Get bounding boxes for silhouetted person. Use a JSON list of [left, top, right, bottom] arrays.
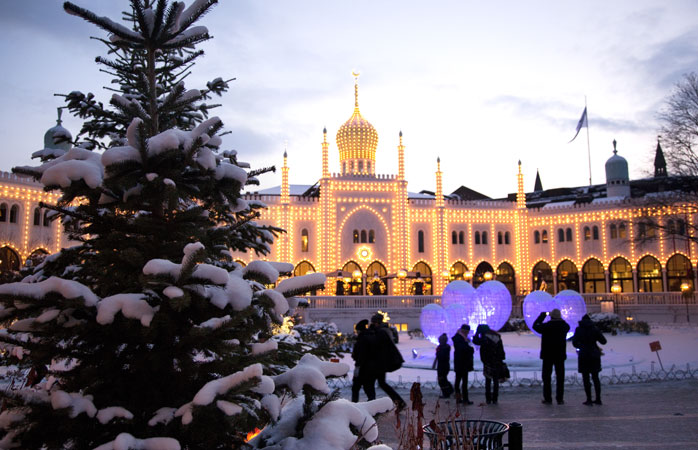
[[432, 333, 454, 398], [533, 309, 570, 405], [351, 319, 370, 402], [572, 314, 607, 405], [472, 324, 505, 404], [452, 324, 474, 404], [362, 313, 406, 410]]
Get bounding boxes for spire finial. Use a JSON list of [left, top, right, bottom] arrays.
[[57, 108, 63, 125], [352, 70, 360, 109], [613, 139, 617, 154]]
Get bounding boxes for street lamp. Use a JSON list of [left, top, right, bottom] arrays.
[[611, 282, 621, 315], [464, 270, 473, 282], [484, 271, 493, 281], [681, 282, 693, 323], [397, 269, 407, 296]]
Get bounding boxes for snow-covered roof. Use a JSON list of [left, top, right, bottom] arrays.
[[542, 200, 576, 209], [251, 185, 313, 196], [407, 191, 435, 199]]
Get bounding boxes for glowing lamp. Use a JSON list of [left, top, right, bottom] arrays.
[[470, 280, 512, 331], [442, 270, 450, 279], [352, 270, 362, 280], [611, 283, 622, 294], [420, 303, 448, 344], [397, 269, 407, 279], [441, 280, 475, 308], [483, 271, 493, 281], [464, 271, 473, 281]]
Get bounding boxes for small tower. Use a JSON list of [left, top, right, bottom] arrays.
[[43, 108, 72, 152], [281, 149, 290, 205], [322, 127, 329, 178], [516, 161, 527, 209], [654, 138, 667, 178], [397, 131, 405, 181], [534, 169, 543, 192], [605, 139, 630, 198], [336, 73, 378, 176], [435, 157, 444, 207]]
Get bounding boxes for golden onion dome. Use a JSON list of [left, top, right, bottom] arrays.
[[336, 79, 378, 166]]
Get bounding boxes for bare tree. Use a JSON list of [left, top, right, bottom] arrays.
[[658, 72, 698, 176]]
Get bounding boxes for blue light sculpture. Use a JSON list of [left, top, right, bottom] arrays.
[[420, 303, 448, 344], [441, 280, 475, 308], [445, 303, 469, 339], [469, 280, 512, 331], [556, 290, 587, 339], [523, 290, 556, 337]]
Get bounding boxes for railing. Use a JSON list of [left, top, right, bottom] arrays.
[[305, 292, 696, 309], [306, 295, 439, 309]]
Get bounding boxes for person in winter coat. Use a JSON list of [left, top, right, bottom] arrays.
[[362, 313, 407, 410], [472, 324, 506, 404], [432, 333, 454, 398], [452, 324, 474, 404], [533, 308, 570, 405], [351, 319, 370, 402], [572, 314, 607, 405]]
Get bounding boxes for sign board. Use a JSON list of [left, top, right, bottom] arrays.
[[649, 341, 662, 352]]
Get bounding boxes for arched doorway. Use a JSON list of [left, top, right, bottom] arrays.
[[666, 254, 694, 292], [342, 261, 363, 295], [411, 261, 432, 295], [556, 259, 579, 292], [473, 261, 494, 288], [294, 260, 315, 276], [496, 262, 516, 296], [532, 261, 553, 294], [609, 257, 633, 292], [0, 247, 20, 272], [582, 259, 605, 293], [26, 248, 49, 268], [366, 261, 387, 295], [449, 262, 468, 281], [637, 255, 662, 292]]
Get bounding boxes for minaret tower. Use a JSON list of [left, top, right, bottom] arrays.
[[515, 161, 530, 294], [336, 72, 378, 176], [281, 148, 290, 205], [398, 131, 405, 180], [435, 156, 444, 208], [322, 127, 330, 178], [434, 157, 447, 293]]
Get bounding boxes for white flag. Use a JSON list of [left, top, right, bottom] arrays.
[[569, 107, 588, 143]]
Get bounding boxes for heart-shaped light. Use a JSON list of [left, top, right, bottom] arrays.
[[523, 289, 587, 339]]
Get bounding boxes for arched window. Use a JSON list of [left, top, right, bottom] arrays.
[[411, 261, 432, 295], [474, 231, 481, 245], [0, 204, 6, 222], [452, 231, 458, 244], [9, 205, 18, 224], [360, 230, 367, 243], [481, 231, 488, 245], [582, 258, 605, 293], [342, 261, 363, 295], [584, 226, 591, 241], [43, 211, 51, 227], [566, 228, 573, 242], [368, 229, 375, 243], [458, 231, 464, 244], [342, 162, 346, 174], [638, 222, 646, 238], [534, 230, 540, 244], [609, 257, 632, 292], [34, 208, 41, 226], [541, 230, 548, 244], [449, 262, 468, 281], [678, 219, 687, 236], [505, 232, 510, 245], [0, 246, 20, 272], [418, 230, 425, 253], [667, 220, 676, 235], [498, 231, 503, 245], [618, 223, 627, 239], [637, 255, 662, 292], [366, 260, 387, 295], [666, 254, 694, 292], [358, 161, 363, 172], [301, 228, 309, 253], [556, 259, 579, 292], [593, 226, 599, 240], [496, 262, 516, 296], [367, 162, 371, 173], [353, 229, 359, 243], [474, 261, 494, 288], [294, 260, 315, 277], [234, 260, 247, 268], [610, 224, 617, 239], [532, 261, 553, 294], [558, 229, 565, 242]]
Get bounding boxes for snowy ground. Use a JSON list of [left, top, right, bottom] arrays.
[[338, 325, 698, 385]]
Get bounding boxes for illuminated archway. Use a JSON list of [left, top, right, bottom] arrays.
[[411, 261, 432, 295], [496, 261, 516, 296], [637, 255, 662, 292], [666, 253, 693, 292], [0, 246, 20, 272], [532, 261, 553, 294], [609, 257, 632, 292], [556, 259, 578, 292], [449, 261, 468, 281], [342, 260, 364, 295], [582, 258, 605, 293], [294, 260, 315, 276], [366, 260, 387, 295], [473, 261, 494, 288]]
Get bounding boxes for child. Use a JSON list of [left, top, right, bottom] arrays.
[[432, 333, 454, 398]]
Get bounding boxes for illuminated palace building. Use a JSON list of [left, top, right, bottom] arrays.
[[237, 79, 697, 305]]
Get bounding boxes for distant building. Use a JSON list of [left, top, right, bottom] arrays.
[[237, 79, 697, 297]]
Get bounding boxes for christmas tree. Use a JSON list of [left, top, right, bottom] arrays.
[[0, 1, 393, 449]]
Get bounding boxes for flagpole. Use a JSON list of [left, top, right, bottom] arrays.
[[585, 96, 592, 186]]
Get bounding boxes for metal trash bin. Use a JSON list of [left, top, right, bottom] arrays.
[[423, 419, 510, 449]]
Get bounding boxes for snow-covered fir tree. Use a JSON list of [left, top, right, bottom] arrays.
[[0, 1, 392, 448]]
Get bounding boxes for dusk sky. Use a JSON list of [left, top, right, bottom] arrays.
[[1, 0, 697, 198]]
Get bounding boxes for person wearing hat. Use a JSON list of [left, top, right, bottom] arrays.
[[452, 324, 474, 404], [351, 319, 370, 402], [533, 309, 570, 405], [572, 314, 607, 405], [362, 313, 407, 410], [472, 324, 506, 404]]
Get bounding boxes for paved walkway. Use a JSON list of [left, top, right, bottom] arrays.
[[362, 379, 698, 449]]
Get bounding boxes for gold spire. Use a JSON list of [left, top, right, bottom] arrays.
[[352, 70, 360, 110]]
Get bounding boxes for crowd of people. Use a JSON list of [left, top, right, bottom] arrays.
[[350, 310, 608, 408]]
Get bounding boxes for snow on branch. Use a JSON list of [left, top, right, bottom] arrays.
[[50, 390, 97, 419], [274, 273, 326, 297], [96, 293, 157, 326], [16, 147, 103, 189], [243, 261, 279, 285], [272, 353, 348, 395], [0, 276, 99, 307], [93, 433, 181, 450]]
